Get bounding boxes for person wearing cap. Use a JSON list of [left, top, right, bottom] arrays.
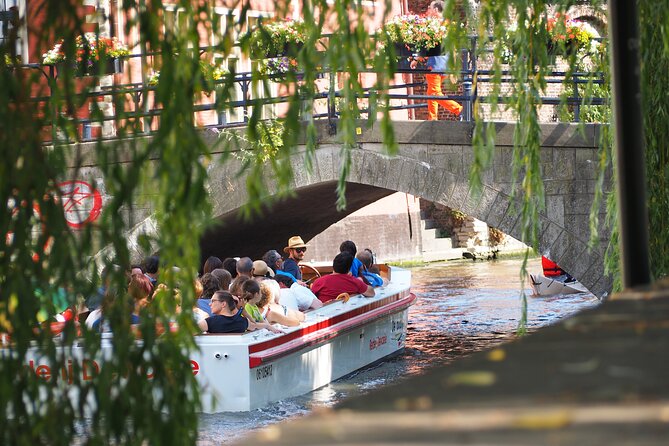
[[282, 236, 308, 281], [252, 259, 282, 305]]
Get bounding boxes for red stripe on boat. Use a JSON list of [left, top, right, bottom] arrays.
[[248, 293, 416, 368], [248, 290, 409, 354]]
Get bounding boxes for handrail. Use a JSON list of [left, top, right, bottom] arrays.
[[9, 37, 607, 145]]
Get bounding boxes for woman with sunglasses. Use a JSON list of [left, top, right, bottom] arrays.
[[198, 290, 280, 334]]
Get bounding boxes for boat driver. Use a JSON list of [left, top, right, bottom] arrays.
[[282, 235, 308, 281]]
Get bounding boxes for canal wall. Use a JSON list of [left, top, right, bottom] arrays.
[[305, 193, 528, 264]]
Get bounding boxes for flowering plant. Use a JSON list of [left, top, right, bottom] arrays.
[[258, 57, 299, 76], [248, 20, 306, 58], [148, 61, 228, 94], [547, 14, 594, 54], [381, 15, 447, 53], [42, 33, 130, 65]]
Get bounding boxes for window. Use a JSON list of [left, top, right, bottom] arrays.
[[0, 0, 25, 60]]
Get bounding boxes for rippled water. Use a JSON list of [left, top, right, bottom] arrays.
[[197, 257, 600, 445]]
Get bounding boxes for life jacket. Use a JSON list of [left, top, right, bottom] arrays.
[[541, 256, 564, 277]]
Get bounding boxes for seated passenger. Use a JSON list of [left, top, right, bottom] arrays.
[[275, 274, 323, 311], [356, 250, 385, 287], [91, 273, 153, 332], [236, 257, 254, 279], [198, 290, 277, 334], [203, 256, 223, 274], [259, 282, 304, 326], [311, 252, 375, 303], [339, 240, 365, 279], [229, 275, 249, 299], [233, 283, 283, 333], [282, 236, 308, 281], [252, 260, 282, 304], [196, 273, 220, 316], [222, 257, 238, 279], [211, 268, 232, 291]]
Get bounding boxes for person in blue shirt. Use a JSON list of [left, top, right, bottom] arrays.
[[282, 236, 308, 281]]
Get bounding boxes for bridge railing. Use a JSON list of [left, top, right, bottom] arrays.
[[15, 36, 607, 145]]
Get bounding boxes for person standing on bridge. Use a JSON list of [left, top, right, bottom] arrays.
[[414, 0, 463, 120]]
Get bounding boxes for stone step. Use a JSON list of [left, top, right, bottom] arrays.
[[420, 218, 440, 231], [422, 235, 454, 252]]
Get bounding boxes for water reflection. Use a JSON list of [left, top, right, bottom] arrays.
[[198, 257, 600, 444]]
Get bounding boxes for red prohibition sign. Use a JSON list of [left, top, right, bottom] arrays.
[[58, 180, 103, 229]]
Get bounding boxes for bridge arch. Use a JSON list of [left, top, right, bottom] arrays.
[[199, 120, 611, 297]]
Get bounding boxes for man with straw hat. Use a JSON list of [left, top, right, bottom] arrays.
[[282, 235, 308, 281]]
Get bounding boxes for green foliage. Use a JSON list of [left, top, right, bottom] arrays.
[[2, 1, 401, 440], [445, 0, 613, 333], [246, 19, 307, 59], [639, 0, 669, 283]]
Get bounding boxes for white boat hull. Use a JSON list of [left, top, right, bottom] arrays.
[[13, 267, 415, 413], [529, 273, 585, 297]]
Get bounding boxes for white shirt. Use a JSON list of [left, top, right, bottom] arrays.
[[292, 282, 319, 310]]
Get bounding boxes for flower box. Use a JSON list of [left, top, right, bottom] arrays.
[[58, 57, 124, 77], [42, 33, 129, 76], [248, 20, 306, 60], [394, 42, 442, 58], [383, 15, 446, 54]]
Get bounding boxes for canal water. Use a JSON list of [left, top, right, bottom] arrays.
[[197, 257, 600, 445]]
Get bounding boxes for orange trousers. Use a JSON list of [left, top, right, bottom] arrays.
[[426, 73, 462, 120]]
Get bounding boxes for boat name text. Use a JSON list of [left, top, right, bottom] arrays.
[[369, 335, 387, 350]]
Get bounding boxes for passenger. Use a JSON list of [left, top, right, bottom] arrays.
[[203, 256, 223, 274], [91, 273, 153, 331], [198, 290, 279, 334], [252, 260, 282, 304], [339, 240, 366, 279], [240, 281, 283, 333], [363, 248, 380, 274], [311, 252, 375, 303], [196, 273, 220, 316], [130, 264, 144, 276], [356, 250, 385, 287], [240, 279, 264, 322], [191, 278, 209, 321], [211, 268, 232, 291], [229, 275, 250, 299], [282, 235, 308, 281], [143, 255, 160, 287], [128, 273, 153, 322], [262, 249, 295, 281], [275, 274, 323, 311], [236, 257, 254, 279], [85, 264, 115, 312], [222, 257, 238, 278], [259, 282, 304, 327]]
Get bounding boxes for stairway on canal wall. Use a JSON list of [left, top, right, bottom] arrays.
[[306, 193, 528, 264]]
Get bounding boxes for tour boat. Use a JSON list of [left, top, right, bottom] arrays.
[[16, 265, 415, 413], [529, 273, 586, 297], [193, 265, 415, 412]]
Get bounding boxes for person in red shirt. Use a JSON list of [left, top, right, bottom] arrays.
[[311, 252, 375, 303]]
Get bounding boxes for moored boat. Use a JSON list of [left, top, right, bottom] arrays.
[[529, 273, 586, 297]]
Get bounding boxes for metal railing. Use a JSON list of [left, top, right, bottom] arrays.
[[12, 38, 607, 144]]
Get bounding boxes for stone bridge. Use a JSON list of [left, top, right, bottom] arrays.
[[68, 120, 611, 297]]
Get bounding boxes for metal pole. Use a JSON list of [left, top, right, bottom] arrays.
[[608, 0, 651, 288]]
